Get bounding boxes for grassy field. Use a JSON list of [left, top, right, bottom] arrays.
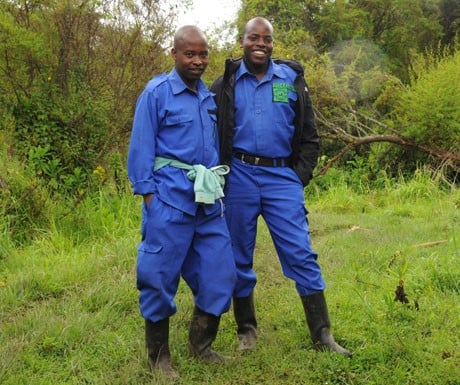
[[1, 177, 459, 384]]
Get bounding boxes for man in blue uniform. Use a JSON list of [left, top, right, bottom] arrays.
[[211, 17, 351, 357], [127, 25, 236, 378]]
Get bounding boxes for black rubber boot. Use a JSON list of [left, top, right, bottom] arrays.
[[233, 294, 257, 350], [145, 318, 179, 379], [189, 306, 227, 362], [300, 292, 352, 357]]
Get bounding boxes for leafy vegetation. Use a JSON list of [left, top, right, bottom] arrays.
[[393, 49, 460, 153]]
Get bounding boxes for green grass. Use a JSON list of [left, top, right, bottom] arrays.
[[1, 181, 459, 384]]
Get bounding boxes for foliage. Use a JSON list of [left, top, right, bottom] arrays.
[[439, 0, 460, 46], [392, 49, 460, 153], [0, 140, 52, 248], [13, 79, 111, 196], [352, 0, 444, 78], [314, 0, 372, 50], [325, 38, 393, 107], [368, 48, 460, 178], [0, 0, 181, 196]]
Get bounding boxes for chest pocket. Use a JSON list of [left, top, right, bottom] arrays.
[[273, 86, 297, 131], [163, 113, 193, 127]]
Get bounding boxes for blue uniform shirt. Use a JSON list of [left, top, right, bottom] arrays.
[[127, 69, 219, 215], [233, 60, 298, 158]]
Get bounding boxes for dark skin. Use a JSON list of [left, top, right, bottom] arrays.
[[172, 25, 209, 91], [144, 26, 209, 206], [240, 17, 274, 81]]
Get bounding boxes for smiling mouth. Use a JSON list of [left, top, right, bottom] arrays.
[[252, 50, 267, 57]]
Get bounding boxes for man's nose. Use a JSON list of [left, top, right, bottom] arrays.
[[256, 37, 266, 45], [192, 55, 203, 65]]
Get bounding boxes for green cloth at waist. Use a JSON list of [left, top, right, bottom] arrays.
[[154, 156, 230, 204]]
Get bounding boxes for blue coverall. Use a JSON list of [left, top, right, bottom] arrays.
[[226, 60, 326, 297], [127, 69, 236, 323]]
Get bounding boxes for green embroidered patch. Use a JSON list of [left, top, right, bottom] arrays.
[[272, 83, 296, 103]]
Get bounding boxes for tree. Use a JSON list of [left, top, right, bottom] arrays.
[[439, 0, 460, 46], [0, 0, 184, 196], [317, 48, 460, 179], [351, 0, 443, 79]]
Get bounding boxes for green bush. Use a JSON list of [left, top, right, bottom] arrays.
[[13, 77, 111, 197], [0, 142, 52, 247], [393, 49, 460, 153]]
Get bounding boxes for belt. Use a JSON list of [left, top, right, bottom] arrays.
[[234, 152, 290, 167]]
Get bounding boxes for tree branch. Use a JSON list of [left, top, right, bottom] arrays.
[[314, 107, 460, 176], [317, 134, 460, 175]]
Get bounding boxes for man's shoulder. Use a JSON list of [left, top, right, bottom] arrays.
[[210, 76, 223, 93], [226, 57, 243, 70], [145, 72, 169, 91], [223, 57, 244, 78], [273, 59, 304, 75], [211, 58, 243, 91]]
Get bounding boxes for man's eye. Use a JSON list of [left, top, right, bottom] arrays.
[[184, 52, 194, 58], [248, 35, 272, 44]]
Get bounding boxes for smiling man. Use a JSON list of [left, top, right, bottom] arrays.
[[211, 17, 352, 357], [127, 25, 236, 378]]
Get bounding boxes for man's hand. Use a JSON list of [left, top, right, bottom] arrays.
[[143, 193, 153, 206]]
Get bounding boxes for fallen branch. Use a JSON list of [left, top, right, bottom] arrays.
[[317, 134, 460, 175], [411, 240, 448, 248], [314, 107, 460, 176]]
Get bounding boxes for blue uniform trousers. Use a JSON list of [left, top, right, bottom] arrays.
[[224, 158, 326, 297], [136, 195, 236, 322]]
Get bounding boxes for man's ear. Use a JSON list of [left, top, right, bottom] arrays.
[[171, 48, 176, 60], [239, 36, 243, 48]]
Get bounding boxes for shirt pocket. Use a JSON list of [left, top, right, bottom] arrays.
[[274, 89, 297, 116], [163, 113, 193, 128]]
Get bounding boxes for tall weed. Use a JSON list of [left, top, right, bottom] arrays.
[[0, 144, 52, 247]]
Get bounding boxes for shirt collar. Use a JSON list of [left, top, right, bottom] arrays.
[[236, 59, 287, 81], [168, 68, 209, 97]]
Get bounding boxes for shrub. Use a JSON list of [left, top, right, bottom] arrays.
[[0, 142, 52, 247]]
